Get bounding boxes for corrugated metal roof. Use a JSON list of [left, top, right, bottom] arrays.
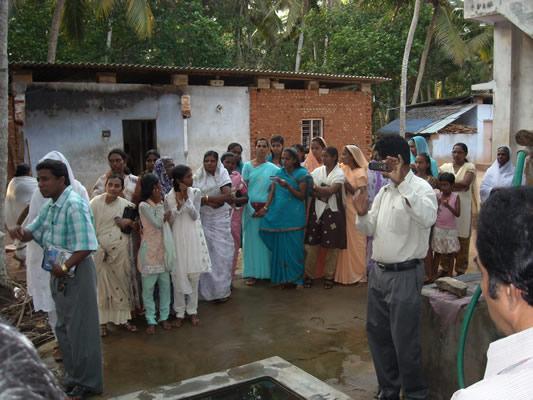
[[378, 104, 477, 135], [9, 61, 390, 84]]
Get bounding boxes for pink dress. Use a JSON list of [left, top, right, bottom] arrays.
[[432, 192, 460, 254], [229, 171, 248, 276]]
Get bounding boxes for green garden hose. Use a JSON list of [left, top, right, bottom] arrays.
[[456, 149, 528, 389]]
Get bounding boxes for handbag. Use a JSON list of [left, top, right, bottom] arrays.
[[120, 206, 138, 234]]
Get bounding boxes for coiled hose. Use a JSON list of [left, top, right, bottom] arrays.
[[456, 149, 528, 389]]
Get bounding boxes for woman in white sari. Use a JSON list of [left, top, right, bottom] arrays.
[[4, 164, 37, 263], [25, 151, 89, 334], [304, 146, 346, 289], [480, 146, 515, 203], [90, 174, 137, 336], [194, 151, 234, 302]]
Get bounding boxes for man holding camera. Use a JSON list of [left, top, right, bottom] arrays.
[[354, 136, 437, 400]]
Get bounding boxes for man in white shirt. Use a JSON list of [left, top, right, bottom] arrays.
[[451, 186, 533, 400], [354, 136, 437, 400]]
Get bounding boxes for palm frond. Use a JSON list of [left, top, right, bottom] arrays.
[[62, 0, 89, 42], [125, 0, 154, 38], [468, 26, 493, 54], [433, 7, 468, 66], [91, 0, 115, 19]]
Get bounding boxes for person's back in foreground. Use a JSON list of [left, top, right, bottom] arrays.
[[451, 186, 533, 400]]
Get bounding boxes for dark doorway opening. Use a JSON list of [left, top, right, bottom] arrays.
[[122, 120, 157, 175]]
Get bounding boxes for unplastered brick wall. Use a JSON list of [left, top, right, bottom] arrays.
[[249, 88, 372, 157]]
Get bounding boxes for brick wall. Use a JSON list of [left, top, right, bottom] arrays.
[[7, 95, 25, 179], [249, 88, 372, 157]]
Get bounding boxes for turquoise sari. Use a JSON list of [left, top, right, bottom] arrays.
[[242, 161, 280, 279], [409, 136, 438, 177], [260, 167, 308, 285]]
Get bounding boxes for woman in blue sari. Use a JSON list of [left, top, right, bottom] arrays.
[[260, 148, 308, 287], [242, 138, 280, 285], [409, 136, 438, 177]]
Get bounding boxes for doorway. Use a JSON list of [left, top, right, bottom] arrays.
[[122, 120, 157, 175]]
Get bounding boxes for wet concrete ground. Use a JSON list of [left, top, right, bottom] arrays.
[[42, 279, 377, 399]]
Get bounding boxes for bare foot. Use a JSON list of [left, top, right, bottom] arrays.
[[161, 320, 172, 330], [146, 325, 156, 335], [190, 314, 200, 327], [173, 318, 184, 328], [245, 278, 256, 286]]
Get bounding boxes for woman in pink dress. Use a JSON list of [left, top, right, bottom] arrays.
[[221, 152, 248, 277]]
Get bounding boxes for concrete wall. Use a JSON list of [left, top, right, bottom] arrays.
[[430, 105, 493, 165], [24, 82, 184, 189], [249, 88, 373, 157], [186, 86, 250, 172]]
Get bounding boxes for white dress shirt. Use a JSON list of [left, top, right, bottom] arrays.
[[356, 170, 437, 264], [451, 327, 533, 400]]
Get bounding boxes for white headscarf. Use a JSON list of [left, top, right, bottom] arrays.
[[193, 159, 232, 197], [4, 175, 37, 227], [480, 147, 515, 203], [26, 151, 90, 312]]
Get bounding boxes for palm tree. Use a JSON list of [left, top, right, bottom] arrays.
[[0, 0, 9, 286], [399, 0, 422, 137], [46, 0, 154, 63]]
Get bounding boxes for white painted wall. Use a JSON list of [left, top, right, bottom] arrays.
[[186, 86, 250, 172], [430, 104, 494, 166], [24, 82, 184, 190]]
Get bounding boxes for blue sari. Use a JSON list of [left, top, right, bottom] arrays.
[[242, 161, 280, 279], [260, 167, 308, 285]]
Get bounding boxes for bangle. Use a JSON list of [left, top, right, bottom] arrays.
[[205, 195, 209, 203], [263, 205, 269, 211], [61, 263, 68, 273]]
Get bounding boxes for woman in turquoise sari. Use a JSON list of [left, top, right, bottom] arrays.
[[260, 148, 308, 287], [409, 136, 438, 177], [242, 138, 280, 285]]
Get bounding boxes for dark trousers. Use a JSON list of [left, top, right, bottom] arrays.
[[51, 257, 103, 394], [366, 261, 428, 400]]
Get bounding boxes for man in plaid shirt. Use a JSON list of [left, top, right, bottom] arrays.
[[9, 159, 102, 399]]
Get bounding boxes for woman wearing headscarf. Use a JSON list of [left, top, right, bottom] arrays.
[[154, 157, 175, 195], [409, 136, 438, 177], [4, 164, 38, 264], [304, 146, 346, 289], [92, 148, 138, 201], [335, 145, 368, 285], [259, 148, 308, 287], [480, 146, 514, 203], [25, 151, 90, 347], [439, 143, 476, 275], [303, 137, 327, 173], [241, 139, 280, 285], [194, 151, 234, 302]]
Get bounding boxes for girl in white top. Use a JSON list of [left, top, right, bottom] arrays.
[[165, 165, 212, 327]]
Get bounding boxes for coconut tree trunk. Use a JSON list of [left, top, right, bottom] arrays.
[[104, 19, 113, 63], [295, 29, 304, 71], [411, 6, 437, 105], [47, 0, 66, 63], [0, 0, 9, 286], [399, 0, 421, 138]]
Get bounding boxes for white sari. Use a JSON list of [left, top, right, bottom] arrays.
[[480, 159, 515, 203], [26, 151, 89, 312]]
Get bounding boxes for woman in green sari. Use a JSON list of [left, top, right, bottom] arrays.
[[260, 148, 309, 287]]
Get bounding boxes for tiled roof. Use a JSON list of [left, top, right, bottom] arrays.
[[9, 61, 390, 84]]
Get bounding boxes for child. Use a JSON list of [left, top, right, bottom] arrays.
[[433, 172, 461, 278], [415, 153, 438, 188], [221, 152, 248, 278], [165, 165, 212, 327], [138, 173, 172, 334]]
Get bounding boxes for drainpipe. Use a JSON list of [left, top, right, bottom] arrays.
[[183, 118, 188, 163], [181, 94, 191, 163]]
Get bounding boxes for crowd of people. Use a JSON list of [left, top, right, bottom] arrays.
[[3, 132, 529, 399]]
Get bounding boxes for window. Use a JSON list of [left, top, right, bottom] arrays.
[[301, 119, 323, 149]]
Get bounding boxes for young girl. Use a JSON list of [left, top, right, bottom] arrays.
[[221, 152, 248, 278], [138, 173, 172, 334], [415, 153, 438, 188], [165, 165, 212, 327], [433, 172, 461, 278]]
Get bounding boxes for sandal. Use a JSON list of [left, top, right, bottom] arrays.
[[100, 324, 108, 337], [161, 320, 172, 330], [146, 325, 156, 335], [303, 278, 313, 289], [324, 279, 334, 289], [122, 322, 138, 332], [245, 278, 256, 286], [190, 314, 200, 327]]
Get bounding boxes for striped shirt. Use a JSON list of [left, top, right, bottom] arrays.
[[27, 186, 98, 252]]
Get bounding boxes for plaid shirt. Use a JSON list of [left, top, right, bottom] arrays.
[[27, 186, 98, 252]]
